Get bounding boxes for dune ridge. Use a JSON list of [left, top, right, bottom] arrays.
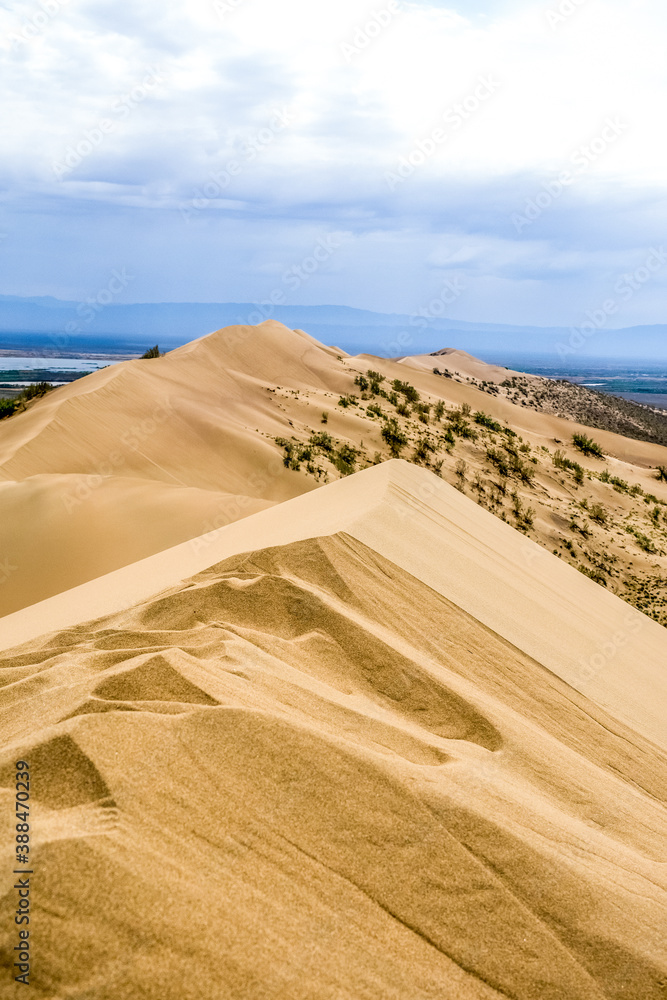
[[0, 324, 666, 997], [1, 321, 666, 621], [0, 464, 665, 996], [1, 461, 664, 748]]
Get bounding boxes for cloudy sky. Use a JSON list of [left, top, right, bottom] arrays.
[[1, 0, 666, 328]]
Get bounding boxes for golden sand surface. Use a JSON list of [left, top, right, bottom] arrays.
[[0, 461, 665, 998], [0, 325, 665, 997]]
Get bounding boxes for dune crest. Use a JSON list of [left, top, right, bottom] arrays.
[[0, 460, 665, 997], [1, 321, 666, 621]]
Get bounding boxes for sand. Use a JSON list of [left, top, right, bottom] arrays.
[[0, 460, 666, 998], [0, 324, 666, 997], [1, 321, 666, 617]]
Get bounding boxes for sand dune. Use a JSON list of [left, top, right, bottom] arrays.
[[2, 322, 666, 620], [0, 460, 665, 998], [0, 475, 273, 617], [398, 346, 521, 383], [2, 460, 664, 746]]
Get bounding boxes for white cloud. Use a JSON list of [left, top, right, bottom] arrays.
[[1, 0, 666, 324]]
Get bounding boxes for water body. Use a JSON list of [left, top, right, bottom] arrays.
[[478, 353, 667, 411], [0, 356, 120, 386]]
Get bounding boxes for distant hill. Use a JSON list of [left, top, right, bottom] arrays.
[[1, 294, 666, 360]]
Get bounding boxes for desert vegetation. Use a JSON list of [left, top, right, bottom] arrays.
[[476, 373, 667, 446], [270, 365, 667, 627], [0, 381, 54, 420]]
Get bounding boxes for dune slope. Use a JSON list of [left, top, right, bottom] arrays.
[[1, 322, 666, 622], [0, 462, 665, 999]]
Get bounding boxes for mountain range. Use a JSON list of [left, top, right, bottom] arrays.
[[2, 294, 667, 360]]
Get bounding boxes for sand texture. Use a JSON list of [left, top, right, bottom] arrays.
[[0, 324, 666, 997], [0, 460, 665, 998]]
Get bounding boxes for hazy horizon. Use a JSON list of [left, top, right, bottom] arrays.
[[2, 295, 667, 362], [3, 0, 667, 333]]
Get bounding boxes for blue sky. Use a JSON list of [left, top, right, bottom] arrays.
[[1, 0, 666, 329]]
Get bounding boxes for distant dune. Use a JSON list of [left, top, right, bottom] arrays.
[[0, 460, 665, 998], [0, 321, 666, 621]]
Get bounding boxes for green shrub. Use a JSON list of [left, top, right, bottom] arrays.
[[572, 433, 604, 458], [570, 518, 591, 539], [512, 495, 534, 530], [391, 379, 420, 403], [332, 443, 358, 476], [309, 431, 334, 452], [338, 395, 357, 408], [381, 418, 408, 457], [579, 565, 608, 586], [553, 449, 585, 483], [415, 403, 430, 425], [627, 527, 658, 554], [657, 466, 667, 482], [486, 447, 510, 477], [474, 411, 502, 432], [0, 398, 17, 419], [275, 438, 301, 470], [448, 409, 477, 440], [589, 503, 608, 525], [140, 345, 161, 359], [366, 370, 385, 395], [413, 436, 436, 465], [0, 381, 55, 421], [22, 381, 53, 400]]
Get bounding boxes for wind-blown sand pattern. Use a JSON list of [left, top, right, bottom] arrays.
[[1, 460, 666, 998]]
